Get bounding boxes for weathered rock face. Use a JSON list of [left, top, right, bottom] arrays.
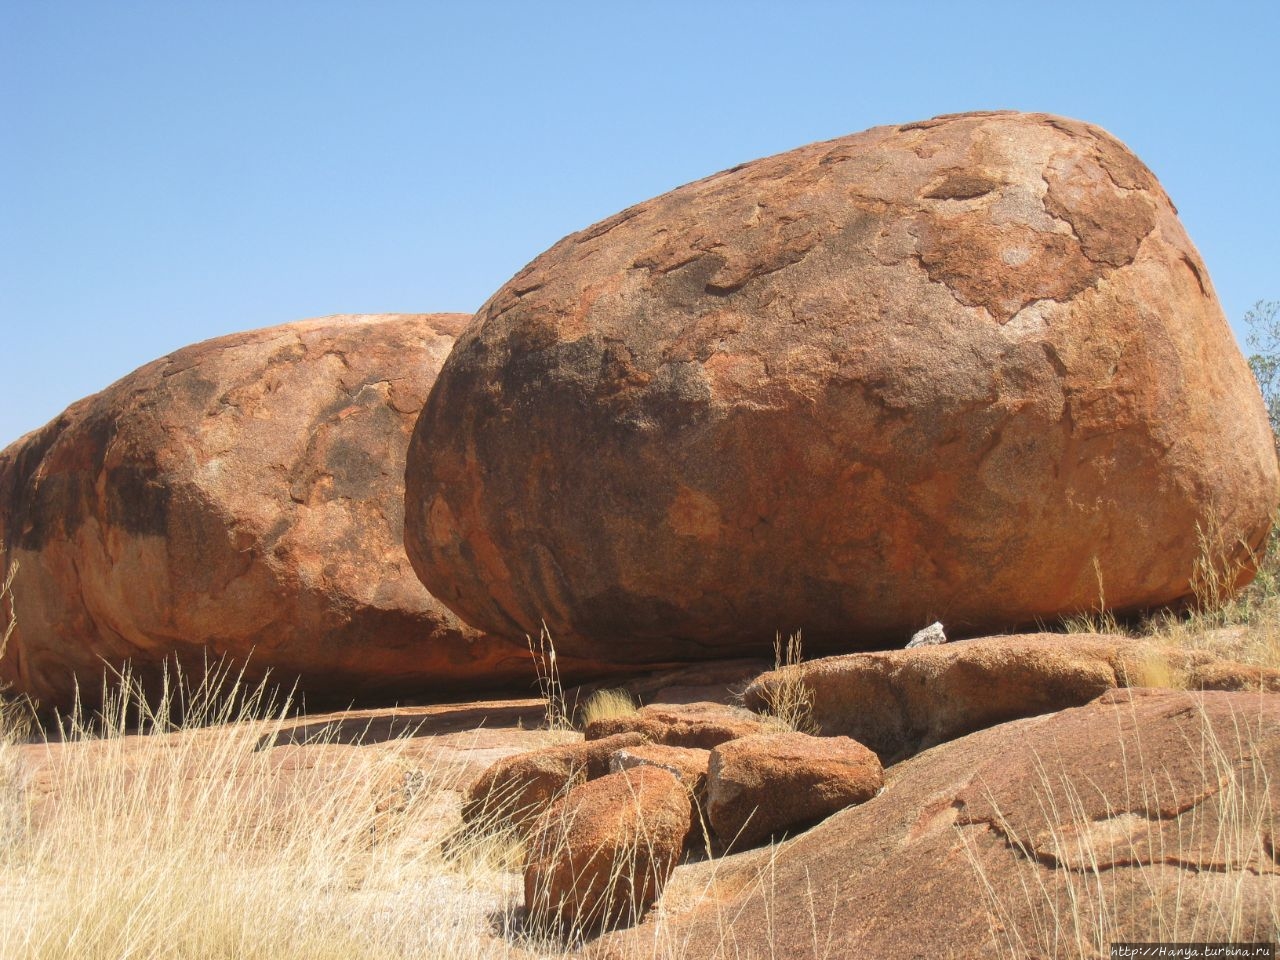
[[601, 689, 1280, 959], [406, 111, 1279, 664], [525, 765, 691, 931], [743, 632, 1280, 763], [706, 731, 883, 848], [0, 314, 541, 710]]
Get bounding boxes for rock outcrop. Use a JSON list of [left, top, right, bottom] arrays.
[[706, 731, 882, 848], [524, 765, 690, 931], [601, 688, 1280, 959], [405, 111, 1278, 665], [0, 314, 540, 709], [584, 701, 773, 749], [744, 632, 1280, 762]]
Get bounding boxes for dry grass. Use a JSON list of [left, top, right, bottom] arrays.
[[579, 688, 638, 729], [961, 698, 1279, 958], [0, 663, 553, 960], [1143, 520, 1280, 669], [753, 632, 817, 735], [0, 658, 778, 960], [1059, 556, 1123, 636], [1058, 517, 1280, 671], [529, 624, 574, 732]]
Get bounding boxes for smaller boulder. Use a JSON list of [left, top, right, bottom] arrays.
[[461, 732, 646, 830], [706, 732, 882, 849], [611, 743, 711, 846], [609, 744, 710, 797], [524, 766, 691, 931], [585, 702, 772, 749]]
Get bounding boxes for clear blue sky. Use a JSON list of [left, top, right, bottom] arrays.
[[2, 1, 1276, 447]]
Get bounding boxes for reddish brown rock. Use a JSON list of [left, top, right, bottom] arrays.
[[705, 731, 882, 848], [525, 765, 690, 931], [1186, 658, 1280, 692], [584, 701, 772, 749], [601, 689, 1280, 959], [461, 732, 647, 830], [0, 314, 547, 710], [743, 632, 1277, 762], [610, 743, 711, 844], [405, 111, 1278, 665], [609, 743, 709, 796]]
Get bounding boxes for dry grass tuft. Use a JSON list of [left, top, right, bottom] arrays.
[[1143, 517, 1280, 669], [580, 688, 638, 729], [1056, 517, 1280, 672]]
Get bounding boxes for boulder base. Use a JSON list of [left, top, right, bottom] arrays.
[[744, 632, 1280, 762]]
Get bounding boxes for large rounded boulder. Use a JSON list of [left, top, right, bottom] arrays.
[[0, 314, 541, 709], [406, 111, 1278, 662]]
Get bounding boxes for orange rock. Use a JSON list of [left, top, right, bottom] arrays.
[[601, 689, 1280, 959], [0, 314, 552, 710], [524, 765, 690, 931], [609, 743, 709, 796], [405, 111, 1278, 664], [1186, 659, 1280, 692], [743, 632, 1277, 762], [460, 732, 646, 830], [705, 731, 882, 848], [610, 742, 711, 846], [584, 701, 771, 749]]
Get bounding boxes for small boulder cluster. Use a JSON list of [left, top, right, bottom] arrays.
[[460, 629, 1280, 933], [461, 701, 883, 931]]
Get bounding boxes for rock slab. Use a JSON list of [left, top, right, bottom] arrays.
[[584, 701, 772, 749], [405, 111, 1278, 663], [744, 632, 1280, 762], [601, 688, 1280, 959]]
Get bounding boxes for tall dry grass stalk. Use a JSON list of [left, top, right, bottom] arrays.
[[0, 558, 30, 741], [529, 623, 574, 732], [1059, 556, 1122, 636]]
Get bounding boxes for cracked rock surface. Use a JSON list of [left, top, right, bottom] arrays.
[[0, 314, 539, 709], [406, 110, 1278, 664], [597, 688, 1280, 959]]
